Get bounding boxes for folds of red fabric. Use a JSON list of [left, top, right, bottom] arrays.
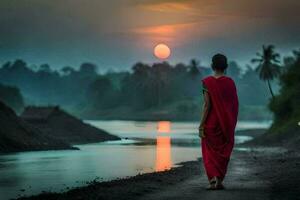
[[201, 76, 239, 181]]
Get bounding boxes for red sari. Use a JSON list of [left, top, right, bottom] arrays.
[[201, 76, 238, 181]]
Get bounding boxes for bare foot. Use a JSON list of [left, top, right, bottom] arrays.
[[215, 178, 225, 190], [206, 177, 217, 190], [206, 184, 217, 190]]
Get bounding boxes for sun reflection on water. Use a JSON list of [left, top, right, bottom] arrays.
[[156, 121, 172, 172], [157, 121, 171, 133]]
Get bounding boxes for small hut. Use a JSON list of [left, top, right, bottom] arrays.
[[21, 106, 60, 123], [21, 106, 120, 144], [0, 101, 73, 152]]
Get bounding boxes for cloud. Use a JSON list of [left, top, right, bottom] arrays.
[[137, 1, 194, 13], [0, 0, 299, 69], [130, 22, 198, 46], [134, 0, 300, 19]]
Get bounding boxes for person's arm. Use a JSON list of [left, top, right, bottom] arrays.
[[199, 87, 211, 138]]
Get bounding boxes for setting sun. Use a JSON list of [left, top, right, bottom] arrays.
[[154, 43, 171, 59]]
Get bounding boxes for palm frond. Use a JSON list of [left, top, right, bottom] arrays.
[[255, 65, 262, 73], [252, 45, 282, 87], [251, 58, 263, 63]]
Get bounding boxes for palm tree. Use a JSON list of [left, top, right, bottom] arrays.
[[189, 59, 200, 77], [251, 45, 281, 98]]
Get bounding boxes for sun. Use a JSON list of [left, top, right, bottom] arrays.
[[154, 43, 171, 60]]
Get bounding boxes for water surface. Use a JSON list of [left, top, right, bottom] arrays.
[[0, 120, 271, 199]]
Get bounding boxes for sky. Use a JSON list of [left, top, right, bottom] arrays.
[[0, 0, 299, 72]]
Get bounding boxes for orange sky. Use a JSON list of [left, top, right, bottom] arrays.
[[0, 0, 299, 70]]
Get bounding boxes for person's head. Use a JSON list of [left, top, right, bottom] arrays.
[[211, 54, 228, 73]]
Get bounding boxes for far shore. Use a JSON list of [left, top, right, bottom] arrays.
[[82, 116, 272, 122]]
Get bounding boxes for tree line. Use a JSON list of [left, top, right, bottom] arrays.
[[0, 46, 284, 120]]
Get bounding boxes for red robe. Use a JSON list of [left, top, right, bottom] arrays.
[[201, 76, 239, 181]]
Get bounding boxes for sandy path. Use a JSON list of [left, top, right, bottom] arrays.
[[18, 150, 284, 200], [141, 152, 271, 200]]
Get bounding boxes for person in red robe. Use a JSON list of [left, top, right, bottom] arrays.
[[199, 54, 239, 190]]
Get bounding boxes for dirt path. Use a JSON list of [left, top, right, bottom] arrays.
[[141, 152, 271, 200], [19, 150, 286, 200]]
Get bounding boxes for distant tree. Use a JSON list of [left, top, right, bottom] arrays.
[[0, 84, 24, 113], [252, 45, 281, 98], [131, 62, 154, 107], [227, 61, 241, 81], [30, 64, 38, 71], [105, 71, 129, 90], [39, 64, 51, 73], [189, 59, 200, 77], [87, 77, 116, 108], [185, 59, 202, 98], [79, 63, 98, 76], [152, 62, 173, 106], [269, 50, 300, 128], [174, 63, 188, 74], [61, 66, 75, 75], [2, 62, 11, 70], [282, 49, 300, 72], [238, 65, 269, 106], [10, 59, 28, 71]]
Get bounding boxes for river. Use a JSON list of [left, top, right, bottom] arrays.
[[0, 120, 271, 200]]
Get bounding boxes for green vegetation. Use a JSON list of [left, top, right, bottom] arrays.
[[263, 50, 300, 144], [79, 61, 204, 120], [0, 83, 24, 113], [252, 45, 281, 98], [0, 58, 273, 121]]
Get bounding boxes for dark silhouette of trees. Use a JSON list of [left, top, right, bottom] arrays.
[[238, 66, 269, 106], [61, 66, 75, 76], [252, 45, 281, 98], [2, 62, 11, 70], [87, 77, 116, 109], [0, 59, 99, 107], [270, 50, 300, 122], [266, 49, 300, 139], [10, 59, 28, 71], [227, 61, 241, 81], [79, 63, 98, 76], [39, 64, 51, 73], [0, 57, 277, 120], [189, 59, 201, 78], [0, 83, 24, 113], [185, 59, 202, 98]]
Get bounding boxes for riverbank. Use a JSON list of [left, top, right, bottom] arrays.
[[16, 128, 300, 200], [17, 147, 297, 200], [16, 159, 201, 200], [0, 101, 75, 153]]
